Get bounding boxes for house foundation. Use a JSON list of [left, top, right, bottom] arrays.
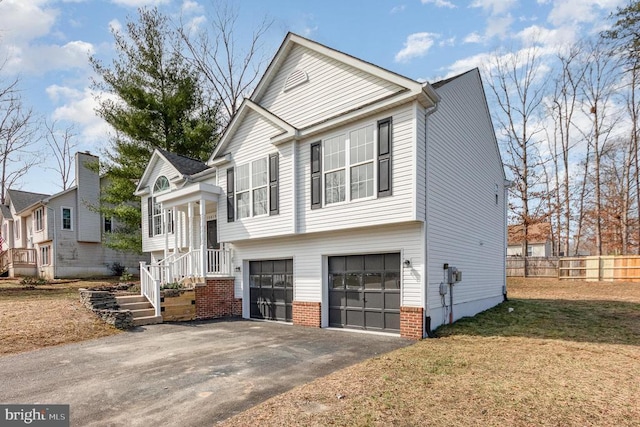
[[400, 306, 424, 340], [292, 301, 322, 327], [195, 278, 241, 320]]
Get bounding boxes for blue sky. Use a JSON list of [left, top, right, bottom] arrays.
[[0, 0, 626, 195]]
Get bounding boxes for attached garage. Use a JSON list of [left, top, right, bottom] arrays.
[[249, 259, 293, 322], [328, 253, 401, 332]]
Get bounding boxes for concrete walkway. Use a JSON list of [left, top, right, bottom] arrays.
[[0, 320, 410, 426]]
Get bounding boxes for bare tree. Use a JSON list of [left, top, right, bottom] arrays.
[[178, 1, 273, 123], [0, 76, 41, 204], [578, 40, 621, 255], [485, 46, 549, 256], [44, 119, 77, 191], [546, 45, 586, 256]]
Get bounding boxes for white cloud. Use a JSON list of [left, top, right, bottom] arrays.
[[390, 5, 406, 14], [0, 0, 58, 44], [108, 19, 122, 34], [485, 14, 514, 39], [3, 40, 94, 75], [516, 25, 578, 52], [48, 85, 115, 144], [421, 0, 456, 8], [395, 32, 439, 63], [464, 32, 484, 44], [470, 0, 517, 15], [439, 37, 456, 47], [110, 0, 170, 7], [181, 0, 204, 15], [547, 0, 626, 26]]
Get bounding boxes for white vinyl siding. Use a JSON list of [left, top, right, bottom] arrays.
[[230, 222, 424, 324], [298, 104, 417, 234], [257, 44, 404, 129], [425, 71, 505, 328], [219, 110, 294, 242]]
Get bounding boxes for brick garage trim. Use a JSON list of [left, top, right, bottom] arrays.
[[400, 306, 424, 339], [292, 301, 321, 327], [195, 278, 241, 320]]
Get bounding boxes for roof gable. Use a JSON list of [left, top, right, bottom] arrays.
[[7, 189, 50, 214], [157, 149, 210, 176]]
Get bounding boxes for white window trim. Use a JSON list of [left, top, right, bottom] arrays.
[[235, 157, 270, 219], [34, 208, 44, 232], [61, 206, 73, 231], [322, 123, 377, 207]]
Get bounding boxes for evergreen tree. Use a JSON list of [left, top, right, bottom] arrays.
[[90, 7, 219, 253]]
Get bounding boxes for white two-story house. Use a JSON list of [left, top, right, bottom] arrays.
[[135, 33, 507, 339], [0, 152, 144, 279]]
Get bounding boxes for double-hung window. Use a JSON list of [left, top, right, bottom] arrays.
[[235, 158, 271, 219], [322, 124, 375, 206], [61, 207, 72, 230], [40, 245, 51, 265], [34, 208, 44, 232]]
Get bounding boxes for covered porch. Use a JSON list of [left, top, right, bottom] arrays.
[[140, 182, 234, 318]]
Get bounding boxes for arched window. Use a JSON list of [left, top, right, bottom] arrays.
[[150, 176, 172, 236]]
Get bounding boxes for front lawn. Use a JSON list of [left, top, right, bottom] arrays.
[[221, 278, 640, 426], [0, 278, 123, 355]]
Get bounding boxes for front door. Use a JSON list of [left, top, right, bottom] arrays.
[[206, 220, 219, 249]]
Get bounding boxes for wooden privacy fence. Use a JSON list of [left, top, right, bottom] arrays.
[[558, 255, 640, 281], [506, 256, 559, 278], [507, 255, 640, 281]]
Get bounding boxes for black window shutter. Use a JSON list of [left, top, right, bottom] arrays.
[[147, 197, 154, 237], [310, 142, 322, 209], [226, 167, 235, 222], [269, 153, 279, 215], [378, 118, 392, 197]]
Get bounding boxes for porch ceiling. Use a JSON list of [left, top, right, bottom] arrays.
[[156, 182, 222, 208]]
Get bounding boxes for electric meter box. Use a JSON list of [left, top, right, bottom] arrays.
[[447, 266, 462, 284]]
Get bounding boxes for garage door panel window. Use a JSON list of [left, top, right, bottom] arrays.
[[364, 272, 383, 289]]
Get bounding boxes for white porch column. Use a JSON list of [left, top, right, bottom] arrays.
[[188, 202, 194, 252], [199, 199, 207, 279], [173, 207, 178, 251], [163, 207, 168, 260]]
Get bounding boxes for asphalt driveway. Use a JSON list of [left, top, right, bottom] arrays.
[[0, 319, 410, 426]]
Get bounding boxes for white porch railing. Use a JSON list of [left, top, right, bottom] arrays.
[[140, 262, 161, 317], [139, 249, 232, 301]]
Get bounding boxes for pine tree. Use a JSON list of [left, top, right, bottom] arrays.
[[91, 7, 219, 253]]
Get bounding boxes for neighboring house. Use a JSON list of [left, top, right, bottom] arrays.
[[0, 152, 145, 279], [135, 33, 507, 338], [507, 223, 553, 257]]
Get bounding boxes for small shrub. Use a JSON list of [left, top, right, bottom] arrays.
[[20, 276, 48, 287], [109, 262, 127, 277], [119, 270, 133, 282], [160, 282, 183, 290]]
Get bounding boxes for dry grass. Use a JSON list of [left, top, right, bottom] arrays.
[[0, 278, 122, 355], [221, 278, 640, 427]]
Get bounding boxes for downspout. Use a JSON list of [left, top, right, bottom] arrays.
[[424, 102, 438, 338]]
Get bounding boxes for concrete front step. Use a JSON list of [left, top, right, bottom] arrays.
[[133, 315, 163, 327]]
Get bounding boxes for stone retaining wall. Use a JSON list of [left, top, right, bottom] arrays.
[[79, 288, 133, 330]]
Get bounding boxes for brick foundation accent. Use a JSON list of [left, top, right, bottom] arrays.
[[292, 301, 321, 327], [400, 306, 424, 340], [195, 278, 241, 320]]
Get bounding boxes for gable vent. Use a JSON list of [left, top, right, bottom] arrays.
[[283, 69, 308, 92]]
